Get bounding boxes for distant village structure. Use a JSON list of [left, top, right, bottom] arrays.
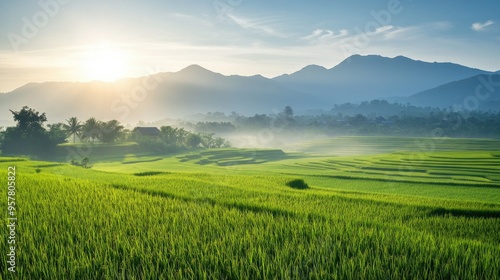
[[132, 127, 161, 138]]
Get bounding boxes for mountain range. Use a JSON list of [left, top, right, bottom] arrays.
[[274, 54, 491, 103], [0, 54, 498, 125]]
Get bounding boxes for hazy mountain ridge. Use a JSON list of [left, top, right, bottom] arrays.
[[0, 65, 310, 124], [274, 54, 491, 103], [0, 54, 498, 125], [408, 74, 500, 109]]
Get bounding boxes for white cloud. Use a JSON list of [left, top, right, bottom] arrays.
[[374, 25, 394, 34], [302, 21, 456, 52], [381, 26, 421, 40], [301, 29, 349, 42], [302, 29, 324, 40], [472, 20, 494, 31]]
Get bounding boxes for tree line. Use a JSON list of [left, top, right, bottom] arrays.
[[187, 104, 500, 138], [134, 126, 230, 154], [0, 106, 129, 156], [0, 106, 230, 157], [1, 107, 67, 156]]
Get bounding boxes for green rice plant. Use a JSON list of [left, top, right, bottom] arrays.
[[3, 137, 499, 278], [0, 159, 499, 279]]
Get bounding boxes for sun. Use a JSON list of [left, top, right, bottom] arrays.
[[82, 44, 130, 82]]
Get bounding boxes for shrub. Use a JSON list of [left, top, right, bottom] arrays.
[[70, 157, 93, 169], [286, 179, 309, 189]]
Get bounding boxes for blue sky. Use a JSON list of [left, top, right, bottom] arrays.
[[0, 0, 499, 92]]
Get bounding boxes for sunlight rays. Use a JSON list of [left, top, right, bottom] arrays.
[[81, 43, 130, 82]]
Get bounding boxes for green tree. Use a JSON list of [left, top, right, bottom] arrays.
[[175, 128, 189, 146], [213, 137, 230, 148], [160, 126, 178, 145], [200, 132, 215, 148], [186, 133, 202, 148], [100, 120, 125, 143], [282, 106, 294, 121], [81, 118, 101, 143], [0, 126, 4, 145], [64, 117, 83, 143], [47, 123, 68, 145], [1, 106, 61, 156], [10, 106, 47, 131]]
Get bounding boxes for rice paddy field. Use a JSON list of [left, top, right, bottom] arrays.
[[1, 136, 500, 279]]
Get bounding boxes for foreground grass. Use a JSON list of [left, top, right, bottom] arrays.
[[1, 158, 499, 279]]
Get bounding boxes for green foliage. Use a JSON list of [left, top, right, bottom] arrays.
[[136, 125, 230, 153], [99, 120, 125, 143], [0, 128, 4, 154], [194, 103, 500, 138], [47, 123, 69, 145], [136, 138, 169, 153], [63, 117, 83, 143], [186, 133, 202, 148], [80, 118, 125, 143], [159, 125, 179, 144], [10, 106, 46, 131], [70, 156, 93, 168], [80, 117, 101, 142], [1, 106, 66, 156], [194, 121, 235, 133], [236, 113, 271, 129], [282, 105, 294, 119], [286, 178, 309, 189]]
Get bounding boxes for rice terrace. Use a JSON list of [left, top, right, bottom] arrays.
[[1, 136, 500, 278]]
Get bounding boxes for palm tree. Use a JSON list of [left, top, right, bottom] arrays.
[[63, 117, 83, 143], [81, 117, 101, 143]]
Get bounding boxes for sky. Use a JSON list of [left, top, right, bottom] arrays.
[[0, 0, 499, 92]]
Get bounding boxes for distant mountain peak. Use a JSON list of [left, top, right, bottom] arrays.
[[273, 53, 491, 104], [249, 74, 266, 79], [393, 55, 412, 61], [335, 54, 390, 67], [343, 54, 412, 63], [180, 64, 213, 73], [174, 64, 224, 79], [300, 64, 327, 71], [347, 54, 384, 59], [332, 54, 484, 71], [273, 64, 330, 81]]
